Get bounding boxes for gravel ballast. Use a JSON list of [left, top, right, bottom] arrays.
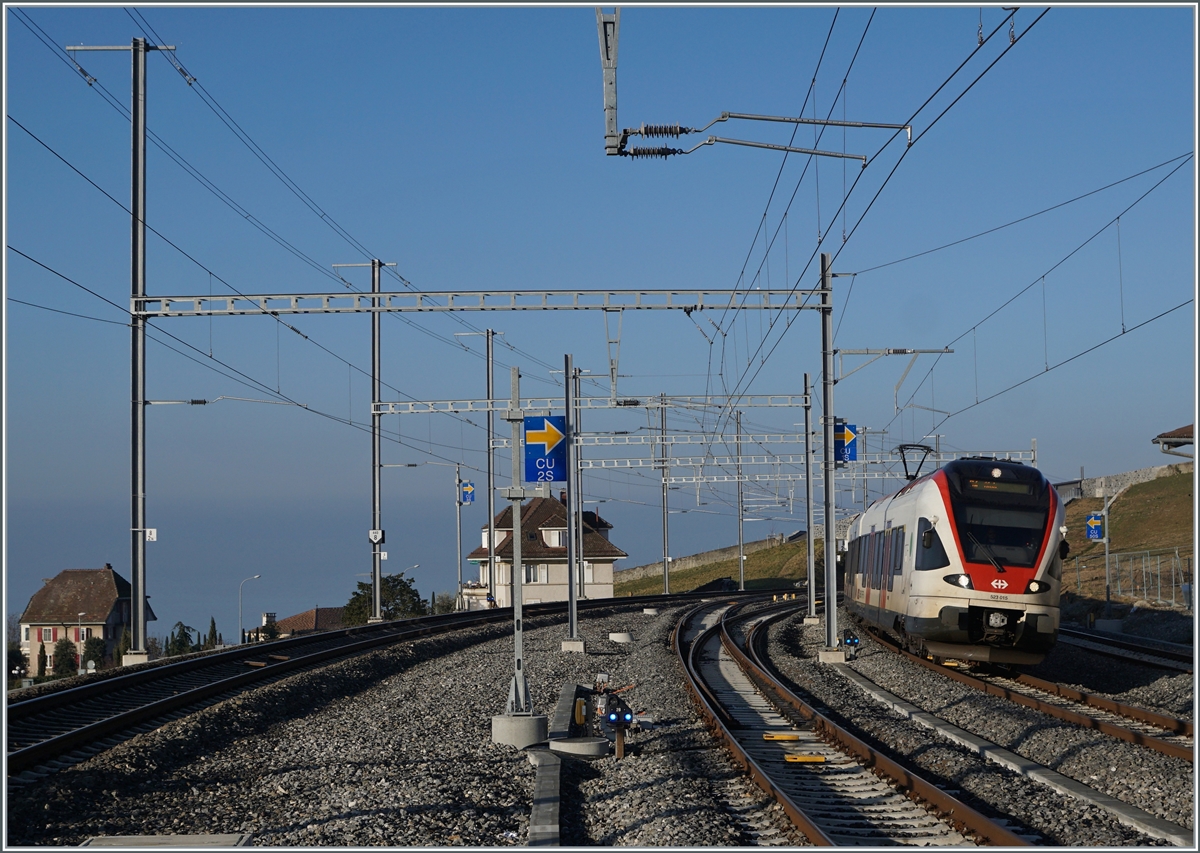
[[5, 603, 799, 847], [764, 606, 1193, 846], [7, 599, 1190, 847]]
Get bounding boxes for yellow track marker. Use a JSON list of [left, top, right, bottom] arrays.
[[784, 754, 827, 763], [763, 732, 803, 741]]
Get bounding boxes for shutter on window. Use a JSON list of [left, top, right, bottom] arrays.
[[53, 627, 58, 641]]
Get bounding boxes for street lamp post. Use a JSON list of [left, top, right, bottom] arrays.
[[77, 611, 85, 672], [239, 574, 261, 644]]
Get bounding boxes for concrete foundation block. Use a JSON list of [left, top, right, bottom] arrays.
[[642, 608, 660, 616], [549, 736, 610, 758], [608, 632, 634, 643], [120, 651, 149, 667], [802, 616, 821, 625], [561, 639, 586, 653], [818, 648, 846, 664], [492, 713, 548, 749]]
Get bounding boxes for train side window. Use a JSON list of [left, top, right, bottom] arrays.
[[880, 532, 892, 590], [915, 517, 950, 570]]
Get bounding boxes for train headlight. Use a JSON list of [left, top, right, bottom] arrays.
[[943, 574, 974, 590], [1025, 579, 1049, 594]]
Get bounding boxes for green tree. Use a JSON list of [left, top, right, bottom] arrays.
[[166, 622, 196, 657], [146, 636, 163, 660], [82, 636, 107, 670], [260, 620, 280, 641], [204, 617, 219, 650], [8, 647, 29, 685], [52, 637, 78, 678], [432, 592, 457, 615], [115, 627, 131, 664], [36, 642, 47, 677], [343, 573, 424, 626]]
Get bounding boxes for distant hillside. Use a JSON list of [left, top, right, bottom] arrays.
[[615, 469, 1195, 606], [613, 537, 824, 597], [1061, 470, 1193, 602]]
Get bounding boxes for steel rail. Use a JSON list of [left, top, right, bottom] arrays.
[[732, 614, 1030, 847], [673, 599, 837, 846], [9, 592, 737, 776], [866, 630, 1194, 763], [1057, 626, 1193, 673]]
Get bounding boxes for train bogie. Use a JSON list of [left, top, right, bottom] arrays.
[[844, 458, 1064, 665]]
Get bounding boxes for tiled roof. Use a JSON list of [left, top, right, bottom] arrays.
[[273, 606, 347, 634], [1153, 424, 1194, 444], [19, 566, 156, 624], [468, 497, 627, 562]]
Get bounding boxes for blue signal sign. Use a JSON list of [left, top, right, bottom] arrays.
[[834, 421, 858, 464], [1086, 513, 1104, 541], [524, 416, 568, 483], [461, 481, 475, 504]]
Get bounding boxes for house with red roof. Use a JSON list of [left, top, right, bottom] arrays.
[[18, 565, 155, 670], [466, 495, 627, 608]]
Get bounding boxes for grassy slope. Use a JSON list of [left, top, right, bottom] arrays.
[[1061, 472, 1194, 603], [616, 471, 1195, 609], [613, 538, 826, 597]]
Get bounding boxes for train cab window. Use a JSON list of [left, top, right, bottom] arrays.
[[915, 517, 950, 570]]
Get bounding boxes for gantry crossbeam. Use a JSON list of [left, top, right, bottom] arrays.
[[134, 288, 820, 317]]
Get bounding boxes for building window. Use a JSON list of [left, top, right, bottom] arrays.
[[524, 563, 541, 584], [41, 627, 52, 642], [23, 626, 29, 642], [584, 562, 594, 584]]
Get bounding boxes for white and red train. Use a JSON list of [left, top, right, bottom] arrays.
[[843, 457, 1067, 665]]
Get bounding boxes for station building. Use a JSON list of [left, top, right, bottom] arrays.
[[465, 495, 627, 608], [17, 565, 155, 671]]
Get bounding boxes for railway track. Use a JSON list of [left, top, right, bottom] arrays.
[[675, 598, 1033, 846], [7, 592, 730, 779], [865, 630, 1194, 763], [1057, 626, 1193, 673]]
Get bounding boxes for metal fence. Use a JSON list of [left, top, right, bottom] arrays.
[[1072, 548, 1193, 608]]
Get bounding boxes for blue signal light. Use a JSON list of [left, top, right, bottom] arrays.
[[623, 712, 633, 722]]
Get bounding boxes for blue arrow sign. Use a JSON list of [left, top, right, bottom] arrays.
[[461, 482, 475, 504], [524, 416, 568, 483], [834, 422, 858, 463], [1086, 513, 1104, 540]]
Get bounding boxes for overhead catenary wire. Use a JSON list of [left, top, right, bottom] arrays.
[[6, 246, 485, 468], [5, 113, 485, 432], [717, 8, 1044, 433], [16, 8, 572, 404], [886, 151, 1193, 436], [123, 6, 579, 393]]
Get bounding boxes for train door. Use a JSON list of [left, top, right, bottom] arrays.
[[887, 526, 908, 617], [878, 526, 893, 616], [864, 529, 877, 607]]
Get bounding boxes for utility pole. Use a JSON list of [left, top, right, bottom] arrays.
[[492, 367, 549, 747], [820, 252, 840, 655], [660, 394, 670, 594], [803, 373, 818, 621], [68, 38, 174, 664], [455, 329, 500, 598], [455, 462, 464, 611], [564, 354, 580, 643], [1103, 482, 1114, 618], [487, 330, 497, 599], [737, 411, 744, 592], [574, 366, 585, 601], [334, 259, 395, 623]]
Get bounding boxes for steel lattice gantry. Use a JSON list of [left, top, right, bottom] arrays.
[[132, 288, 821, 317]]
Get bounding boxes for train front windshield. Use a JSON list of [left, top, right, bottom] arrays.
[[944, 462, 1051, 569]]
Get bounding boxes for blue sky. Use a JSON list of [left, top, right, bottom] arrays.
[[4, 4, 1195, 643]]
